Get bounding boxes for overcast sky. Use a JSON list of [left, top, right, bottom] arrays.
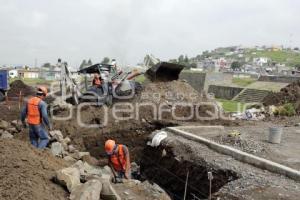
[[0, 0, 299, 68]]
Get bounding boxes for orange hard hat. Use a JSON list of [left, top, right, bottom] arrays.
[[37, 86, 48, 96], [105, 139, 116, 155]]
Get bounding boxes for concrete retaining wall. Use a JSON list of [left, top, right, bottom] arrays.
[[208, 85, 243, 100], [258, 75, 300, 83], [179, 72, 235, 92], [179, 72, 206, 92]]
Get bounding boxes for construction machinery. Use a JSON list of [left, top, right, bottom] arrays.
[[59, 62, 143, 106], [0, 70, 9, 102], [58, 55, 185, 106], [144, 54, 185, 82]]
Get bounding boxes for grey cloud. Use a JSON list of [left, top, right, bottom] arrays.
[[0, 0, 299, 67]]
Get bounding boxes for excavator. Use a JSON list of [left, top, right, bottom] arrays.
[[58, 55, 185, 106]]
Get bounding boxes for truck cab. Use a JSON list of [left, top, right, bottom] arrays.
[[0, 70, 9, 101]]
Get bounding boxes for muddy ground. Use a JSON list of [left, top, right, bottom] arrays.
[[0, 139, 68, 200], [1, 80, 300, 199]]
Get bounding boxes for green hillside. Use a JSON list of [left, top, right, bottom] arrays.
[[246, 50, 300, 66]]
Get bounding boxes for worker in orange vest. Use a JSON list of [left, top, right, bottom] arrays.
[[92, 73, 102, 87], [21, 86, 52, 149], [105, 139, 131, 181]]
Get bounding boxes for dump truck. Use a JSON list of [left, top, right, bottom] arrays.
[[0, 70, 9, 102]]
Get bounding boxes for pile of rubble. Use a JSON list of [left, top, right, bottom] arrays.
[[263, 80, 300, 112], [7, 80, 36, 98], [212, 133, 268, 155], [132, 80, 220, 121], [48, 130, 171, 200], [0, 119, 22, 139]]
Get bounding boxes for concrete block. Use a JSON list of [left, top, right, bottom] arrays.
[[51, 142, 64, 156], [63, 137, 71, 145], [100, 177, 121, 200], [68, 145, 76, 153], [7, 127, 18, 134], [56, 167, 81, 192], [1, 131, 13, 139], [49, 130, 64, 142], [70, 179, 102, 200], [0, 120, 9, 130], [64, 156, 77, 163], [72, 160, 85, 175]]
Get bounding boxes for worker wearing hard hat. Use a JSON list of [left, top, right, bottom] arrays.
[[21, 86, 52, 149], [92, 73, 102, 87], [105, 139, 131, 181]]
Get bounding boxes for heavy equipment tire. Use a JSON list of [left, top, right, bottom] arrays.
[[134, 81, 143, 94]]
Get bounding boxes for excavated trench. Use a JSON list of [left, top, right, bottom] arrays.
[[83, 126, 239, 200], [140, 143, 239, 200]]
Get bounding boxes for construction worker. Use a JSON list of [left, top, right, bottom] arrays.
[[105, 139, 131, 181], [92, 73, 102, 87], [21, 86, 52, 149]]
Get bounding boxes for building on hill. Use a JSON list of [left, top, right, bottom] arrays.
[[253, 57, 269, 66]]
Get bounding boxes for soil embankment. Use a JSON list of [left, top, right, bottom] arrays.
[[0, 139, 68, 200]]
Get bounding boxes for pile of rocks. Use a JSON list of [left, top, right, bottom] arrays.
[[48, 130, 92, 163], [0, 119, 22, 139], [48, 130, 121, 200], [55, 160, 120, 200], [49, 129, 171, 200]]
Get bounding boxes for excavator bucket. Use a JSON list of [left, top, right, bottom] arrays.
[[145, 62, 185, 82]]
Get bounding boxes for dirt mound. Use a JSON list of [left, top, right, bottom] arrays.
[[51, 80, 226, 160], [133, 80, 218, 121], [263, 80, 300, 111], [0, 139, 68, 200], [137, 80, 205, 104], [7, 80, 36, 98]]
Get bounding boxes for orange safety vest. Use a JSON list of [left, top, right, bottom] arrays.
[[109, 145, 127, 172], [27, 97, 42, 125], [94, 78, 101, 86]]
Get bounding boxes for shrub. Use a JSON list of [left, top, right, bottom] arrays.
[[274, 103, 296, 116]]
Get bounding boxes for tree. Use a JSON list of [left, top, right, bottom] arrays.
[[294, 47, 299, 51], [195, 54, 202, 61], [184, 55, 189, 63], [178, 55, 184, 63], [190, 62, 197, 68], [42, 62, 51, 69], [101, 57, 110, 64], [87, 59, 92, 66], [80, 59, 87, 69], [294, 63, 300, 71], [231, 61, 242, 71]]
